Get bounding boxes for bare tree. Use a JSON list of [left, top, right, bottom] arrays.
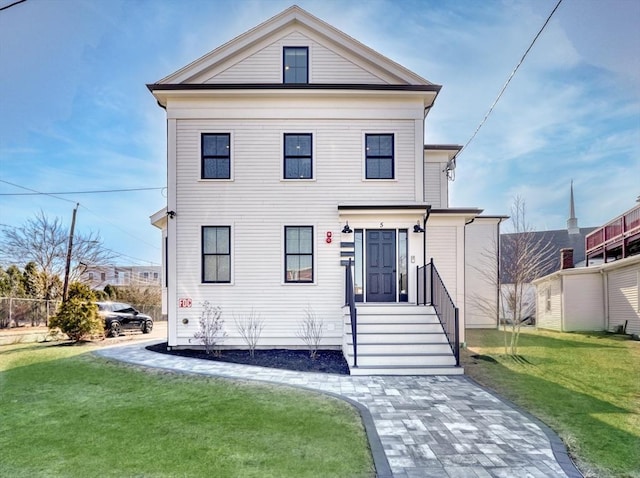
[[0, 211, 114, 297], [234, 309, 264, 358], [471, 196, 555, 355], [194, 301, 226, 355], [296, 306, 324, 360]]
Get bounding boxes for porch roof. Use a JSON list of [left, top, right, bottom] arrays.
[[338, 205, 483, 217]]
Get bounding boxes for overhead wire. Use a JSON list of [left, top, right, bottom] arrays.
[[0, 186, 164, 196], [452, 0, 564, 167], [0, 178, 161, 253]]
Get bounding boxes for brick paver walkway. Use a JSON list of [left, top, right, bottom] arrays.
[[95, 342, 582, 478]]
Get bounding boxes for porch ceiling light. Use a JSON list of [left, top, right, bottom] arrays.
[[413, 221, 424, 233], [342, 221, 353, 234]]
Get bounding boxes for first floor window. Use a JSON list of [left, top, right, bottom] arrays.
[[202, 226, 231, 283], [284, 133, 312, 179], [202, 133, 230, 179], [285, 226, 313, 282], [365, 133, 394, 179]]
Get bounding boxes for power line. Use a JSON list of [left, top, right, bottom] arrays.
[[455, 0, 563, 161], [0, 186, 164, 196], [0, 0, 27, 12], [78, 203, 161, 251], [0, 178, 161, 251], [0, 179, 77, 204]]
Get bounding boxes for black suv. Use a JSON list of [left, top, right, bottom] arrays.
[[96, 302, 154, 337]]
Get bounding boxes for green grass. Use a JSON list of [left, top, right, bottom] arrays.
[[463, 328, 640, 478], [0, 342, 374, 478]]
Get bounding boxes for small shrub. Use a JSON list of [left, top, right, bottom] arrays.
[[48, 283, 101, 342], [234, 309, 264, 358], [296, 307, 323, 360], [193, 301, 226, 355]]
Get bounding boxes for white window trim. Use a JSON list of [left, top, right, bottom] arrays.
[[280, 129, 317, 182], [281, 224, 317, 285], [201, 224, 235, 285], [361, 131, 398, 181], [199, 131, 235, 182], [280, 43, 312, 83]]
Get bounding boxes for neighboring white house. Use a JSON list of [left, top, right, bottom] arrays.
[[81, 265, 162, 289], [149, 6, 497, 374], [533, 202, 640, 336]]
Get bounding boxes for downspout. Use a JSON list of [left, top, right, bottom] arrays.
[[423, 205, 431, 268], [601, 268, 609, 331], [496, 218, 505, 329]]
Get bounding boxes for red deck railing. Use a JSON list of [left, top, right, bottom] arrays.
[[586, 203, 640, 264]]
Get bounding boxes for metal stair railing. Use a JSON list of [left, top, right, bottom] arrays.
[[344, 258, 358, 368], [416, 258, 460, 366]]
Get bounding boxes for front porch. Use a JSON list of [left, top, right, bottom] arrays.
[[342, 304, 463, 375], [342, 259, 463, 376]]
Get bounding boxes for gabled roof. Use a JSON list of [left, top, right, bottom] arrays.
[[152, 5, 438, 87], [501, 227, 598, 282]]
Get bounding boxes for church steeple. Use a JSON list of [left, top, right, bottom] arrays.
[[567, 180, 579, 235]]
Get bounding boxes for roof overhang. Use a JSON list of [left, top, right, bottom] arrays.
[[148, 83, 441, 109], [150, 207, 168, 230]]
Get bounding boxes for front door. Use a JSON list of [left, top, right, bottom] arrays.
[[366, 230, 396, 302]]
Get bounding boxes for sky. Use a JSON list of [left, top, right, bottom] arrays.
[[1, 0, 639, 267]]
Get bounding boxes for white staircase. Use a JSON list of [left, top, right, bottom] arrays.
[[343, 304, 463, 376]]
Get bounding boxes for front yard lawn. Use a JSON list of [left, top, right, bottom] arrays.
[[463, 328, 640, 478], [0, 342, 374, 477]]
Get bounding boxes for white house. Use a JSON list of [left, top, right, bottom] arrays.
[[81, 265, 162, 289], [533, 202, 640, 336], [149, 5, 497, 374]]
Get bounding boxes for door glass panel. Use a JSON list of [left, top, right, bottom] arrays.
[[399, 230, 408, 302], [354, 230, 363, 301]]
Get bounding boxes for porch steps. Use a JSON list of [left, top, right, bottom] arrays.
[[344, 305, 463, 376]]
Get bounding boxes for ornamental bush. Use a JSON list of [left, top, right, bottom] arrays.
[[49, 282, 102, 342]]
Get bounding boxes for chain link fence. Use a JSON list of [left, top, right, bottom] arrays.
[[0, 298, 164, 329], [0, 297, 61, 328]]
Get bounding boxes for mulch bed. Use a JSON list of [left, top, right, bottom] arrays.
[[146, 342, 350, 375]]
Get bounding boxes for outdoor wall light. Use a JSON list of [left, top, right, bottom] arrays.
[[413, 222, 425, 233], [167, 210, 177, 218], [341, 222, 353, 234], [182, 318, 189, 325]]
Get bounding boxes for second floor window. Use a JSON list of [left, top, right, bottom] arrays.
[[284, 133, 312, 179], [202, 226, 231, 283], [365, 134, 394, 179], [283, 47, 308, 84], [202, 133, 230, 179]]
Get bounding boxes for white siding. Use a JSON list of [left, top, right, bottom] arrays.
[[608, 266, 640, 336], [425, 225, 458, 301], [563, 274, 604, 331], [536, 278, 562, 330], [465, 220, 499, 328], [424, 162, 445, 207], [172, 117, 418, 346], [207, 43, 281, 83], [204, 31, 386, 85]]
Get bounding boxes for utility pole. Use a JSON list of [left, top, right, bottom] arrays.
[[62, 203, 79, 302]]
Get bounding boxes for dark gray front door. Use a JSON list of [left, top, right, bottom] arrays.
[[366, 230, 396, 302]]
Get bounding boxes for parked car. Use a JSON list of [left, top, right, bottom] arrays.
[[96, 302, 154, 337]]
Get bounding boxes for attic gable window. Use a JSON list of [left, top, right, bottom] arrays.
[[283, 47, 308, 84], [202, 133, 230, 179]]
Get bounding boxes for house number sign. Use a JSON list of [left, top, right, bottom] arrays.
[[178, 298, 192, 308]]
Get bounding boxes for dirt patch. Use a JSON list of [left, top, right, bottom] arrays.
[[146, 342, 350, 375]]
